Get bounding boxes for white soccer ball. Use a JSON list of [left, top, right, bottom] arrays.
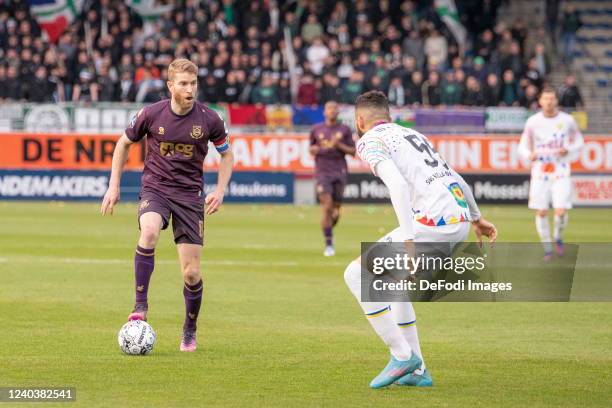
[[118, 320, 156, 355]]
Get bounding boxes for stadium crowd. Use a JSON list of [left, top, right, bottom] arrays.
[[0, 0, 583, 109]]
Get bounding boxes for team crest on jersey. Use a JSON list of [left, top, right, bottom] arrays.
[[158, 126, 165, 135], [447, 182, 468, 208], [318, 133, 324, 140], [139, 200, 150, 210], [334, 131, 342, 139], [190, 125, 203, 139]]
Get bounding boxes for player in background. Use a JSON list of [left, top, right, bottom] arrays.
[[309, 101, 356, 256], [518, 87, 584, 260], [344, 91, 497, 388], [100, 59, 234, 352]]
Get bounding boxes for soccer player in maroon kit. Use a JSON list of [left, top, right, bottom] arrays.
[[100, 59, 234, 352], [309, 101, 356, 256]]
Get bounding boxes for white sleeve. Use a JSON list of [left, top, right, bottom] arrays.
[[374, 159, 415, 241], [517, 119, 533, 160], [357, 136, 391, 176], [567, 117, 584, 159], [450, 169, 481, 221]]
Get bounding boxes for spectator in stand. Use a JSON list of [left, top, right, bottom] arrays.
[[277, 77, 292, 104], [297, 74, 318, 106], [500, 69, 520, 106], [462, 76, 484, 106], [402, 29, 424, 71], [227, 72, 244, 104], [251, 73, 278, 105], [26, 65, 54, 102], [470, 56, 488, 83], [72, 69, 99, 102], [483, 73, 501, 107], [301, 13, 323, 44], [341, 71, 364, 104], [441, 71, 462, 106], [406, 70, 423, 105], [97, 65, 117, 102], [422, 71, 442, 107], [559, 74, 584, 109], [530, 43, 551, 76], [306, 37, 330, 76], [320, 73, 343, 104], [387, 76, 405, 107], [424, 29, 448, 71], [118, 69, 136, 102], [501, 41, 524, 78], [561, 4, 582, 65], [475, 29, 497, 63], [523, 58, 544, 89], [520, 84, 539, 109]]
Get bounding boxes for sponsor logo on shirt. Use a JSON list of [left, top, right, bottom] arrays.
[[160, 142, 194, 158]]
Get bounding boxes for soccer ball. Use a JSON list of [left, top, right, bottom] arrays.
[[118, 320, 156, 355]]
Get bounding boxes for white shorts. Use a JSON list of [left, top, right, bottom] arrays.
[[528, 177, 572, 210], [378, 221, 470, 249]]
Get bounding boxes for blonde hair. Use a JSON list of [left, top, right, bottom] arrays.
[[168, 58, 198, 81]]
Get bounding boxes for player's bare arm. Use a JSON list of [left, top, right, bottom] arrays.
[[205, 147, 234, 215], [101, 133, 134, 215]]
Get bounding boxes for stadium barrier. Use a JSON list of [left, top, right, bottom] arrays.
[[0, 132, 610, 205], [0, 103, 589, 134]]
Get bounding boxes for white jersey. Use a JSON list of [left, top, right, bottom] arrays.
[[357, 123, 472, 227], [518, 111, 584, 181]]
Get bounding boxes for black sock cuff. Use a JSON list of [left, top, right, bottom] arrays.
[[136, 246, 155, 256], [184, 279, 203, 292]]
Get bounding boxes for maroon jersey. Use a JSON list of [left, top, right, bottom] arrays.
[[126, 99, 229, 200], [310, 122, 354, 179]]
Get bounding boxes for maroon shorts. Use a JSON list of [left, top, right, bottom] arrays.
[[316, 177, 346, 203], [137, 188, 204, 245]]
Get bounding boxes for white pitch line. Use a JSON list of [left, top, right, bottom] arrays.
[[1, 256, 347, 268]]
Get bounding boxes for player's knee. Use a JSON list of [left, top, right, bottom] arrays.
[[536, 210, 548, 217], [182, 265, 201, 285], [554, 208, 566, 217], [139, 226, 160, 247]]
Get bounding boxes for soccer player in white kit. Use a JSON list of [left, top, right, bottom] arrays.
[[343, 91, 497, 388], [518, 87, 584, 260]]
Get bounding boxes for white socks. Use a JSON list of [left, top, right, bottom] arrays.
[[344, 261, 413, 361], [391, 302, 426, 372], [535, 215, 553, 253], [553, 213, 568, 241]]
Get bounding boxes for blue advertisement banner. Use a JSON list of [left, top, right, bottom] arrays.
[[204, 172, 294, 203], [0, 170, 293, 203], [291, 106, 324, 126]]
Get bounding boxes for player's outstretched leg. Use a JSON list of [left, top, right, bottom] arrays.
[[344, 260, 421, 388], [391, 303, 433, 387], [553, 209, 568, 256], [535, 210, 553, 260]]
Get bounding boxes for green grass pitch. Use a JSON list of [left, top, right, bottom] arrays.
[[0, 202, 611, 407]]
